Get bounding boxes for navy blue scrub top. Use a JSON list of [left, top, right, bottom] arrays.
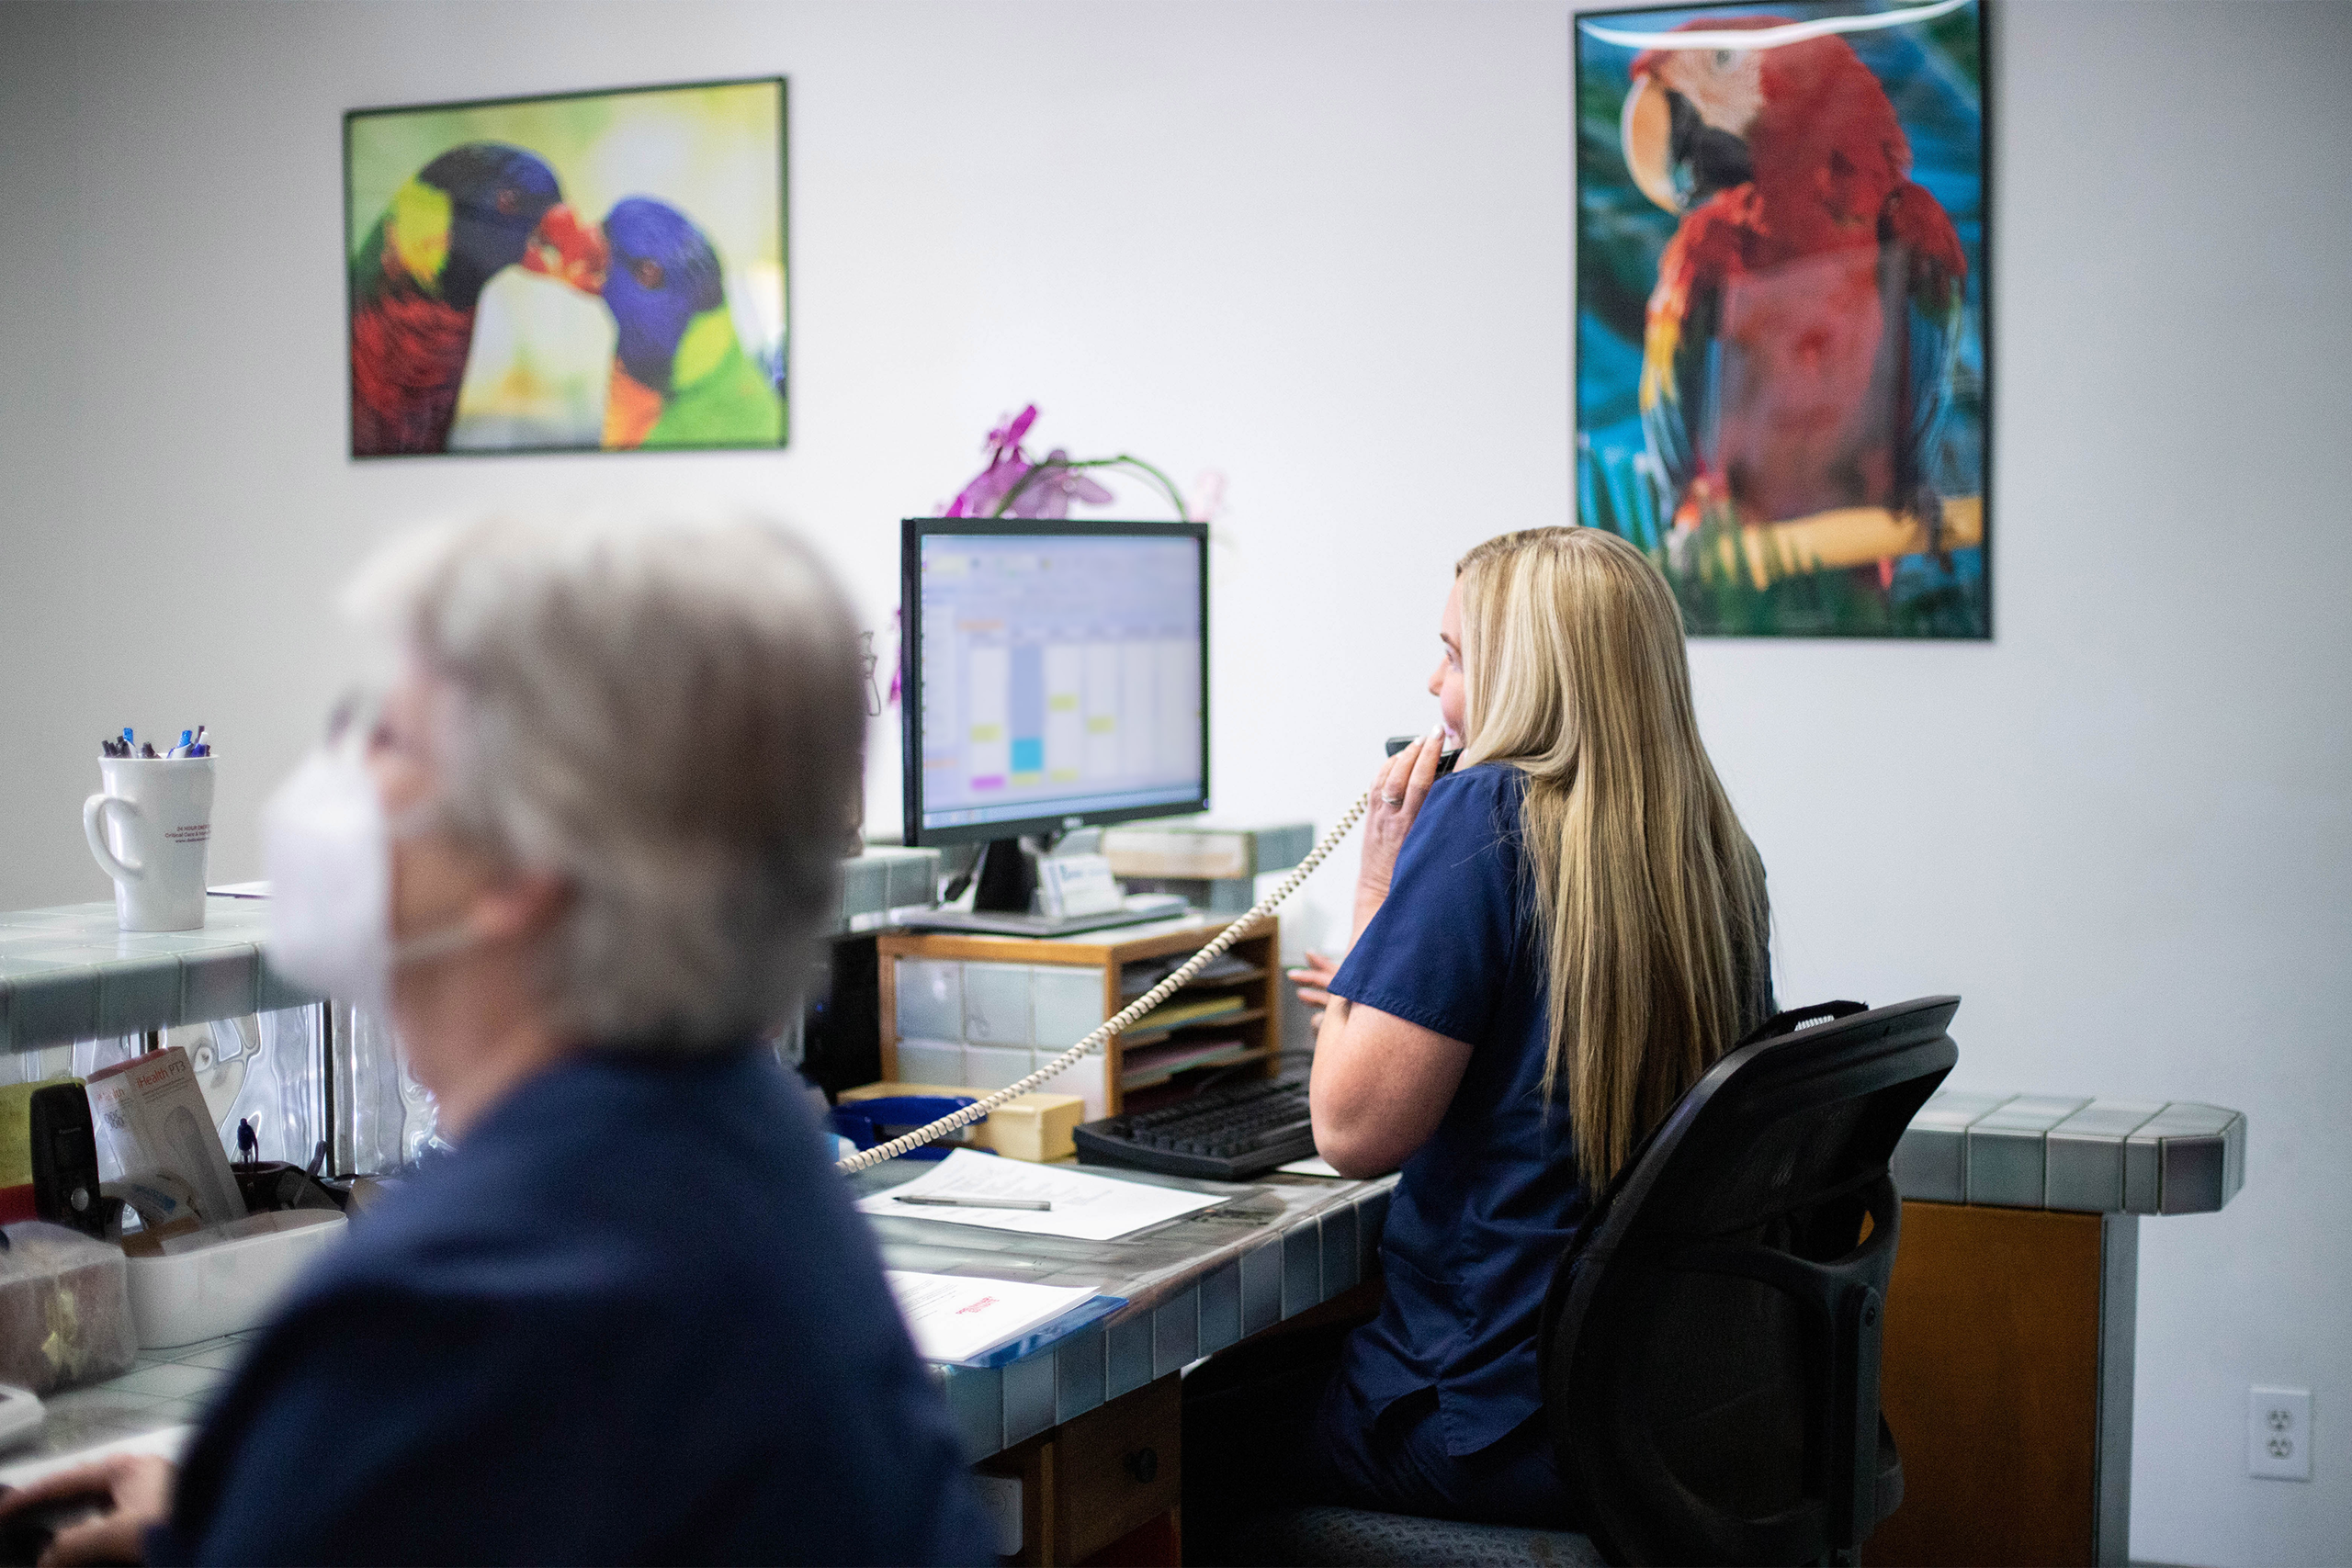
[[1331, 763, 1575, 1456], [148, 1043, 992, 1566], [1333, 762, 1702, 1460]]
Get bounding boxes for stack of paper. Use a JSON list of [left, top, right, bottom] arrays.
[[1121, 1037, 1249, 1089], [885, 1272, 1101, 1364], [858, 1147, 1224, 1240], [1121, 951, 1258, 998], [1124, 993, 1246, 1035]]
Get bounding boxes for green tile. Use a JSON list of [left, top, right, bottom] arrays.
[[6, 942, 125, 966], [9, 962, 99, 1047], [255, 956, 322, 1011], [97, 953, 185, 1034], [105, 931, 218, 954], [0, 934, 68, 954], [179, 944, 259, 1024]]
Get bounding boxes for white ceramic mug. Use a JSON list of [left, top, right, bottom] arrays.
[[84, 757, 216, 931]]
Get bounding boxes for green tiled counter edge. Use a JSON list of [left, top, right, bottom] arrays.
[[0, 845, 939, 1053]]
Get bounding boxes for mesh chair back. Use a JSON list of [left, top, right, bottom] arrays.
[[1538, 997, 1959, 1566]]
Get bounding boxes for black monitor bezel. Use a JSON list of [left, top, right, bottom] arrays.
[[900, 516, 1211, 847]]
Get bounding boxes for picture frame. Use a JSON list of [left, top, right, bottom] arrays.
[[1573, 0, 1989, 637], [344, 76, 787, 457]]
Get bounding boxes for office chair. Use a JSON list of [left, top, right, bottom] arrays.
[[1233, 996, 1959, 1567]]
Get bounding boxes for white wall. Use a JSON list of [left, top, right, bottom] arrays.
[[2, 0, 2346, 1559]]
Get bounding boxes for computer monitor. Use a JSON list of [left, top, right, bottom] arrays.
[[900, 518, 1208, 854]]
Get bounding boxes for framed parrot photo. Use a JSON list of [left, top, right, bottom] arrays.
[[1574, 0, 1988, 637], [344, 77, 787, 458]]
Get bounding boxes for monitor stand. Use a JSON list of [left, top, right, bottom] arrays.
[[899, 837, 1190, 938]]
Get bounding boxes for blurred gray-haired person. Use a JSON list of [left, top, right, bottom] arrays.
[[6, 513, 991, 1566]]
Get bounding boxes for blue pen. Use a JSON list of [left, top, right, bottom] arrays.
[[168, 728, 194, 759], [120, 728, 133, 752]]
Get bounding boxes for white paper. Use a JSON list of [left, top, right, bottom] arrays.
[[859, 1146, 1225, 1240], [0, 1425, 194, 1489], [1277, 1155, 1345, 1178], [885, 1270, 1099, 1364]]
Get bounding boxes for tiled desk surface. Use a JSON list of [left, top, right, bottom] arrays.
[[7, 1166, 1390, 1475], [0, 848, 943, 1055], [0, 1333, 254, 1475], [853, 1160, 1396, 1461], [0, 899, 317, 1054], [1892, 1090, 2246, 1214]]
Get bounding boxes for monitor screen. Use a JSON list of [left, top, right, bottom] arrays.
[[902, 518, 1208, 844]]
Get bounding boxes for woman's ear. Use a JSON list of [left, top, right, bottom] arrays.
[[469, 869, 572, 946]]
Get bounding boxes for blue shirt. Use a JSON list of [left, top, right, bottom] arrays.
[[1331, 764, 1577, 1457], [150, 1044, 992, 1566], [1332, 765, 1774, 1457]]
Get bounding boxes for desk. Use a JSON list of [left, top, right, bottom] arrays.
[[1878, 1091, 2246, 1568], [6, 1163, 1392, 1566], [6, 1040, 2242, 1564], [855, 1159, 1394, 1563]]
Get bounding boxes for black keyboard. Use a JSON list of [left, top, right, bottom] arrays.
[[1073, 1074, 1317, 1180]]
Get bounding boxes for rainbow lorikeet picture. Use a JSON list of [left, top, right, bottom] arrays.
[[345, 78, 787, 457], [347, 143, 607, 456], [597, 197, 785, 451], [1575, 1, 1987, 637]]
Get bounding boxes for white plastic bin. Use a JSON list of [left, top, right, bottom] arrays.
[[125, 1211, 347, 1348]]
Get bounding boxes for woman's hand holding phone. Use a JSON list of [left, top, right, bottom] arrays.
[[1354, 725, 1446, 940]]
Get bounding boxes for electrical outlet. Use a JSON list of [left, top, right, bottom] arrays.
[[2248, 1386, 2312, 1481]]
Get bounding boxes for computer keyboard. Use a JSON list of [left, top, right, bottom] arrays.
[[1072, 1074, 1317, 1180]]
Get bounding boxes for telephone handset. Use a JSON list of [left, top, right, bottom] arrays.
[[833, 756, 1406, 1173], [1384, 734, 1463, 778]]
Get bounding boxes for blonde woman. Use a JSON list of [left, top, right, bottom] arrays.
[[1189, 526, 1771, 1542]]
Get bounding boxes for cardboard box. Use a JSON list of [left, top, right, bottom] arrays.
[[838, 1082, 1085, 1164], [85, 1048, 245, 1227]]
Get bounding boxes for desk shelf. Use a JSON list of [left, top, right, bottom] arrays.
[[877, 916, 1281, 1118]]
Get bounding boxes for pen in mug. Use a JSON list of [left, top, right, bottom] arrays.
[[890, 1194, 1054, 1212]]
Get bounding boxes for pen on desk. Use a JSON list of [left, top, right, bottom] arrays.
[[891, 1194, 1054, 1212]]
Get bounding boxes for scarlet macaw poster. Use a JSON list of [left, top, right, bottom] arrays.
[[1575, 0, 1986, 637], [345, 79, 786, 457]]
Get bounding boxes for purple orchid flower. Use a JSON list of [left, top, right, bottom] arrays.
[[1009, 449, 1116, 519], [944, 404, 1040, 517], [886, 606, 904, 709]]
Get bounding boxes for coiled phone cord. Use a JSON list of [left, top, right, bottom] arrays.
[[833, 792, 1370, 1173]]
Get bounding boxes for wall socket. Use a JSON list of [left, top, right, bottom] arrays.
[[2247, 1386, 2312, 1481]]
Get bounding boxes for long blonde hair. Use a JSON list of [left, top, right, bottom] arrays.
[[1455, 527, 1769, 1189]]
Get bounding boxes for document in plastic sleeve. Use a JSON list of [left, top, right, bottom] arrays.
[[858, 1146, 1224, 1239], [884, 1271, 1100, 1365]]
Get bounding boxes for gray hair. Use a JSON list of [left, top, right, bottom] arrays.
[[347, 510, 863, 1048]]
